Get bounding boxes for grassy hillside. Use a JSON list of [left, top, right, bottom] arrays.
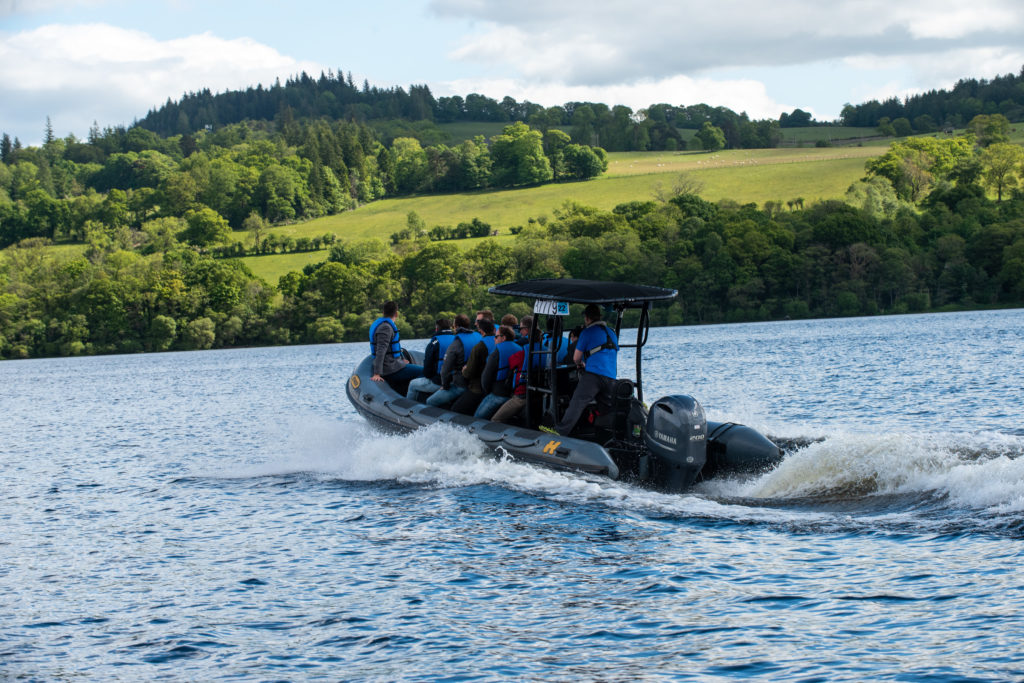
[[235, 145, 878, 282]]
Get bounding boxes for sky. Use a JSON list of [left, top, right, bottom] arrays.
[[2, 0, 1024, 145]]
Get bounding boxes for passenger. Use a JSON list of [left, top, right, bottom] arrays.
[[543, 317, 570, 365], [565, 325, 583, 361], [406, 318, 454, 402], [475, 309, 494, 325], [490, 340, 528, 423], [474, 325, 521, 419], [554, 304, 618, 436], [516, 315, 533, 347], [369, 301, 423, 393], [426, 314, 477, 408], [450, 318, 496, 415]]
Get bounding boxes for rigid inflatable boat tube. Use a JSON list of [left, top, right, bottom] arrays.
[[704, 421, 783, 476]]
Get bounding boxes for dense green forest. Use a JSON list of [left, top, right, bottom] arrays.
[[2, 127, 1023, 359], [129, 68, 1024, 152], [131, 71, 781, 151], [840, 69, 1024, 129], [0, 118, 607, 249]]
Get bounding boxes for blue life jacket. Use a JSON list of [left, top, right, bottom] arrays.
[[434, 331, 456, 375], [543, 332, 569, 364], [369, 317, 402, 358], [579, 322, 618, 378], [528, 340, 549, 372], [494, 340, 521, 382], [455, 330, 483, 360], [480, 335, 496, 357]]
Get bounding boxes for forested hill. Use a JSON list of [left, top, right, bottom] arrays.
[[138, 72, 438, 137], [840, 68, 1024, 130], [137, 67, 1024, 149]]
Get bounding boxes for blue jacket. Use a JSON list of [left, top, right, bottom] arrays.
[[422, 330, 455, 382], [577, 321, 618, 379]]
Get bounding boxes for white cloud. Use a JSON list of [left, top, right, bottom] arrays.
[[843, 46, 1024, 102], [433, 0, 1024, 85], [0, 23, 322, 143]]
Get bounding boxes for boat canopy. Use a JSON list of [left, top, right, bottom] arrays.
[[488, 279, 678, 414], [488, 279, 677, 306]]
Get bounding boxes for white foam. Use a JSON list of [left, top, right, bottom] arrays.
[[216, 417, 828, 524], [710, 428, 1024, 513], [215, 416, 1024, 521]]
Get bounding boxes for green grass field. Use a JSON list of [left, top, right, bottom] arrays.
[[248, 146, 876, 241], [778, 126, 881, 145], [233, 145, 878, 282]]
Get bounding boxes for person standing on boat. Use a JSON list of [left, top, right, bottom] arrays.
[[405, 318, 454, 402], [369, 301, 423, 392], [554, 304, 618, 436], [426, 314, 478, 408]]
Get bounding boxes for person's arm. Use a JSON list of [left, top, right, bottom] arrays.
[[422, 339, 438, 379], [463, 342, 486, 379], [439, 339, 462, 389], [481, 349, 499, 394], [371, 325, 391, 380]]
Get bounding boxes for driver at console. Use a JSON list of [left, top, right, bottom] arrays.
[[554, 304, 618, 436]]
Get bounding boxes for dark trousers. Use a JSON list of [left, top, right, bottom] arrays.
[[384, 363, 423, 394], [451, 389, 484, 416], [555, 372, 614, 436]]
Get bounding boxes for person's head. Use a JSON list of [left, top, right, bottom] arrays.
[[475, 309, 494, 324], [583, 304, 602, 323], [498, 325, 516, 342], [477, 318, 495, 337], [454, 313, 471, 330], [569, 325, 583, 341], [500, 313, 518, 328], [382, 301, 399, 319], [436, 318, 452, 332], [519, 315, 533, 336]]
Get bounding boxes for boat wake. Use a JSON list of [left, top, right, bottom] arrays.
[[217, 416, 1024, 534]]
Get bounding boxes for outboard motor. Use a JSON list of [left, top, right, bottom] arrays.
[[643, 395, 707, 491], [702, 422, 783, 478]]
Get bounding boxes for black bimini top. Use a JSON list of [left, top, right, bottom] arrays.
[[489, 279, 677, 306]]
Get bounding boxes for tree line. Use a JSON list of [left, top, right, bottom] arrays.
[[2, 131, 1023, 360], [0, 119, 607, 249], [128, 66, 1024, 154], [841, 68, 1024, 131]]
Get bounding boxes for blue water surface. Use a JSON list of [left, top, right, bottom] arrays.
[[3, 309, 1023, 681]]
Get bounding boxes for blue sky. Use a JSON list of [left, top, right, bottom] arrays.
[[3, 0, 1024, 145]]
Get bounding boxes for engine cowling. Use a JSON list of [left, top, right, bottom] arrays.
[[643, 395, 707, 491]]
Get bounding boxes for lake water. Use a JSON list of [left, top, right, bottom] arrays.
[[3, 309, 1023, 681]]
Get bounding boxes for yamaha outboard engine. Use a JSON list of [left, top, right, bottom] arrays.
[[643, 395, 707, 491]]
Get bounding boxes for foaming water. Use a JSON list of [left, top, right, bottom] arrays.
[[217, 416, 1024, 537], [4, 310, 1024, 681]]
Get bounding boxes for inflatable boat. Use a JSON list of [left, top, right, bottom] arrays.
[[347, 279, 783, 492]]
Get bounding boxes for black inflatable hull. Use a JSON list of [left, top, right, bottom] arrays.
[[346, 354, 620, 479], [347, 355, 784, 490]]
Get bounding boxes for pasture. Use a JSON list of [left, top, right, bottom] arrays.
[[235, 146, 877, 282]]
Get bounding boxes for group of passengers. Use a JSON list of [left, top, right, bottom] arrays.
[[369, 300, 618, 436]]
